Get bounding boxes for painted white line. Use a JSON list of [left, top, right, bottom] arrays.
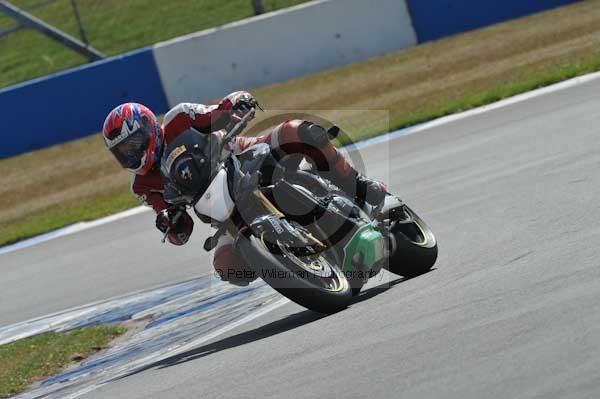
[[0, 206, 150, 256], [3, 69, 600, 256]]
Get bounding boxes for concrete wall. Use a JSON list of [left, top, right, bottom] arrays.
[[406, 0, 578, 42], [152, 0, 417, 107]]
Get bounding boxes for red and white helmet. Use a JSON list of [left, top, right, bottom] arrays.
[[102, 103, 163, 175]]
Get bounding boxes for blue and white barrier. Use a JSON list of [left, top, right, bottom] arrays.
[[406, 0, 577, 42], [0, 48, 168, 158], [0, 0, 579, 159], [152, 0, 417, 107]]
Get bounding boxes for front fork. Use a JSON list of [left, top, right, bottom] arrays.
[[202, 189, 276, 252]]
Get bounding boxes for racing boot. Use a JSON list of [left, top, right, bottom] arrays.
[[355, 173, 388, 207], [334, 168, 388, 207]]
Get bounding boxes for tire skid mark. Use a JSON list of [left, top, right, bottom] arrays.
[[2, 276, 285, 399]]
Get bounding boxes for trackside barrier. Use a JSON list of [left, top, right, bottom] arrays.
[[151, 0, 417, 107], [406, 0, 579, 43], [1, 0, 581, 159], [0, 48, 167, 159]]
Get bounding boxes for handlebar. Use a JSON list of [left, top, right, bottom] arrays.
[[221, 108, 256, 149]]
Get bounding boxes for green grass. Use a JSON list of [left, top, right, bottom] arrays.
[[382, 57, 600, 142], [0, 325, 126, 398], [0, 0, 309, 88], [0, 187, 138, 246], [331, 56, 600, 145]]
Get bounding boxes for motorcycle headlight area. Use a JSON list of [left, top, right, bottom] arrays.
[[172, 154, 213, 198]]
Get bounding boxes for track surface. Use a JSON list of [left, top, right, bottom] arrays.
[[3, 78, 600, 398]]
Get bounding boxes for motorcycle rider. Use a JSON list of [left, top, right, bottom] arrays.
[[102, 91, 387, 285]]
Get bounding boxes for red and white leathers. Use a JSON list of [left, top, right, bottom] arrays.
[[132, 91, 361, 285]]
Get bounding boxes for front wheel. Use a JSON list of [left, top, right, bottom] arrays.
[[236, 226, 352, 314], [386, 205, 438, 278]]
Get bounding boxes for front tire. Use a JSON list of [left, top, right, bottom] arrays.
[[236, 229, 352, 314]]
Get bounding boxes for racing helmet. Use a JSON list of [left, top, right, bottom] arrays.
[[102, 103, 163, 175]]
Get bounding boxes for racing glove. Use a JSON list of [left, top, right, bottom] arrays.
[[156, 207, 194, 245], [232, 93, 258, 119]]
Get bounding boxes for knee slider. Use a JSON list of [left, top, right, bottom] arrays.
[[298, 121, 329, 148]]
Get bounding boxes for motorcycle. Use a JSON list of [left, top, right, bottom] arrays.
[[160, 109, 437, 314]]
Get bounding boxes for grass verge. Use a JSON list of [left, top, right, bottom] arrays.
[[0, 187, 138, 246], [378, 56, 600, 143], [2, 0, 600, 247], [0, 0, 309, 89], [0, 325, 126, 398]]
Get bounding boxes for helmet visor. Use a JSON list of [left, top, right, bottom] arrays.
[[110, 129, 150, 170]]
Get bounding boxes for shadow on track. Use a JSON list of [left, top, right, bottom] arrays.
[[112, 273, 430, 380], [353, 276, 406, 304], [157, 309, 322, 369], [110, 309, 323, 381], [352, 269, 434, 305]]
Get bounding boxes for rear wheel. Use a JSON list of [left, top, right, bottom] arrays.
[[236, 223, 352, 314], [385, 204, 438, 278]]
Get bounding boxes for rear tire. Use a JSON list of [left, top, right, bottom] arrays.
[[386, 205, 438, 278], [236, 230, 352, 314]]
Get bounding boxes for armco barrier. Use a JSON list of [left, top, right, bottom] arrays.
[[152, 0, 417, 107], [0, 48, 167, 159], [406, 0, 578, 43]]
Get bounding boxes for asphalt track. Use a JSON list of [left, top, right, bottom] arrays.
[[3, 76, 600, 398]]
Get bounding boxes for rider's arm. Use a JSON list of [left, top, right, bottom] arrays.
[[162, 91, 254, 138], [130, 174, 168, 213]]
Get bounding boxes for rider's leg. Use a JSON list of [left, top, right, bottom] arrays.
[[265, 120, 387, 206], [213, 235, 257, 286]]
